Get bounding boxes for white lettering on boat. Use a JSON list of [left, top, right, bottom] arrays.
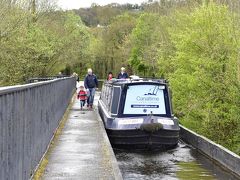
[[157, 119, 174, 125], [118, 118, 144, 125], [136, 96, 160, 101]]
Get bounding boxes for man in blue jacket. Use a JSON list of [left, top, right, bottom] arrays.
[[117, 67, 129, 79], [84, 68, 98, 109]]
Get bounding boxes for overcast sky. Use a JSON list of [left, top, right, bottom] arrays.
[[57, 0, 147, 9]]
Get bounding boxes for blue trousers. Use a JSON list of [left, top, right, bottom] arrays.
[[87, 88, 95, 106], [80, 100, 85, 108]]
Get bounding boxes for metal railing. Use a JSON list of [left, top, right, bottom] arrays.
[[27, 76, 70, 84], [0, 77, 75, 180]]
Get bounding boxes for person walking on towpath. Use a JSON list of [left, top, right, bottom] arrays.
[[77, 85, 87, 110], [117, 67, 129, 79], [84, 68, 98, 110]]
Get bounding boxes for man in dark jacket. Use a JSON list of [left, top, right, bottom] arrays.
[[84, 68, 98, 109], [117, 67, 129, 79]]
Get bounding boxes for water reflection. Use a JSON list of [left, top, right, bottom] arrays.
[[177, 161, 215, 180], [115, 142, 238, 180]]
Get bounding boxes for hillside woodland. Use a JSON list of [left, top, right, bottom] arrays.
[[0, 0, 240, 155]]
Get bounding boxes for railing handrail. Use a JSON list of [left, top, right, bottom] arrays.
[[0, 77, 74, 96]]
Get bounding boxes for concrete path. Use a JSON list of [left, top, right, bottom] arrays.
[[42, 93, 122, 180]]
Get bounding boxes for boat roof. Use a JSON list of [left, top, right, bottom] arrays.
[[105, 78, 168, 86]]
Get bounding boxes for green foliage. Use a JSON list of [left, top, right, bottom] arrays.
[[166, 3, 240, 152], [0, 2, 92, 85], [1, 1, 240, 155], [74, 3, 140, 27], [91, 13, 137, 78], [129, 13, 170, 77], [128, 1, 240, 154]]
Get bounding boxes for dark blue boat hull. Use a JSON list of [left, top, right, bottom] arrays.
[[106, 128, 179, 150], [98, 101, 180, 150]]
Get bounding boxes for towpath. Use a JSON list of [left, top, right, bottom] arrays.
[[41, 93, 122, 179]]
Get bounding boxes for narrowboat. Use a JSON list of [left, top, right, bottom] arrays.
[[98, 78, 180, 150]]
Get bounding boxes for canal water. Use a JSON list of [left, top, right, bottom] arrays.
[[115, 141, 238, 180]]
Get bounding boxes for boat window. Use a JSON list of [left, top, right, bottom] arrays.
[[107, 87, 113, 109], [101, 86, 106, 104], [123, 84, 166, 115], [101, 85, 106, 101], [101, 85, 105, 99], [111, 87, 121, 114], [104, 86, 109, 106], [101, 85, 112, 111]]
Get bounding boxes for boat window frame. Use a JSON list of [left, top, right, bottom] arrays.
[[110, 86, 121, 116], [101, 84, 112, 112], [119, 82, 172, 117], [100, 84, 106, 104], [107, 86, 113, 110], [100, 84, 105, 100]]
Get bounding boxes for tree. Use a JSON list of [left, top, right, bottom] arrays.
[[91, 13, 136, 78], [168, 3, 240, 152], [129, 13, 165, 77], [0, 2, 92, 85]]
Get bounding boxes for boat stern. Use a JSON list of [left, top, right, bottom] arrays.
[[106, 116, 180, 150]]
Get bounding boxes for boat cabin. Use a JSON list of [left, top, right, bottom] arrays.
[[99, 79, 173, 118]]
